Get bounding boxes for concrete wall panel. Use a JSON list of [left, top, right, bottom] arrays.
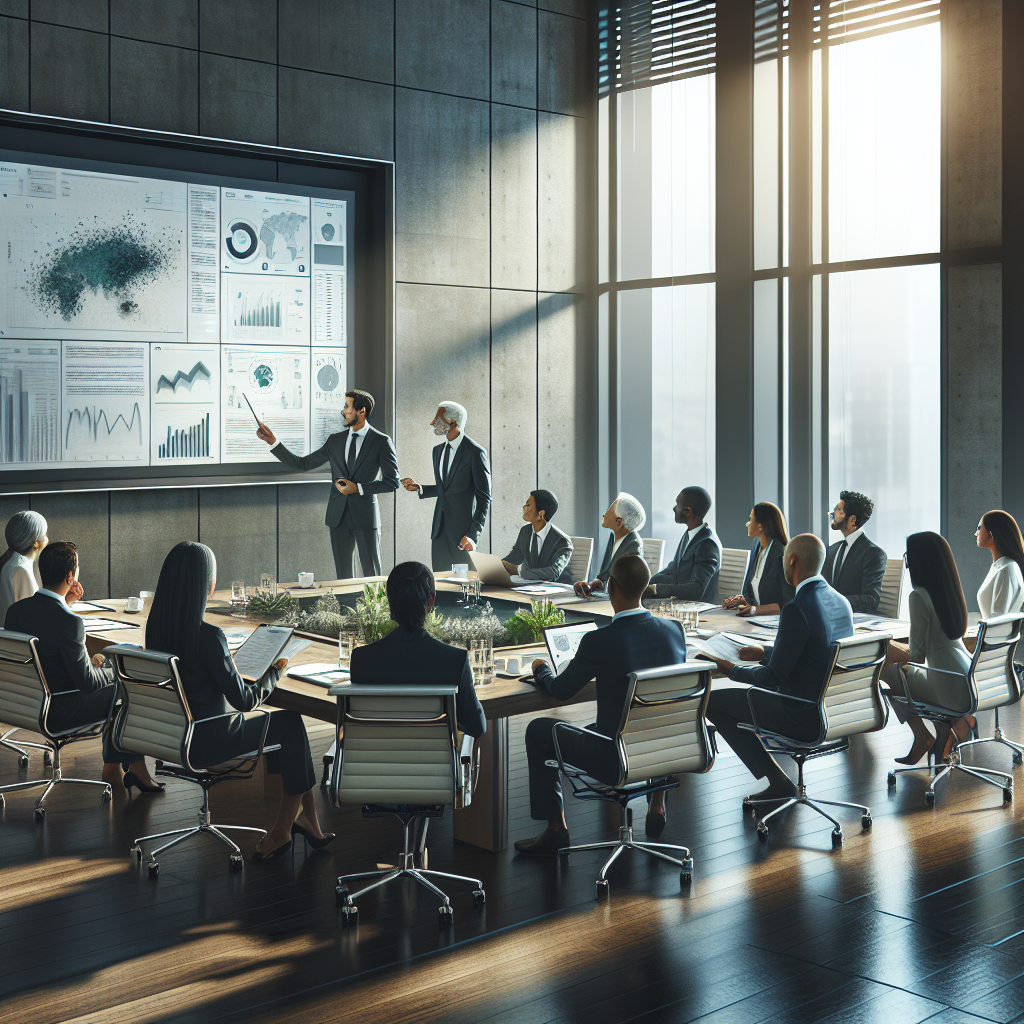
[[492, 0, 537, 108], [111, 0, 197, 48], [491, 103, 538, 291], [198, 485, 278, 591], [0, 16, 28, 110], [111, 38, 198, 135], [200, 0, 277, 64], [277, 483, 336, 583], [30, 23, 108, 121], [538, 10, 588, 116], [278, 0, 393, 83], [538, 111, 587, 293], [33, 0, 107, 32], [396, 0, 489, 100], [30, 492, 111, 600]]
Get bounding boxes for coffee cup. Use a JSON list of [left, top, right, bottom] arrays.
[[298, 572, 315, 588], [125, 596, 143, 613]]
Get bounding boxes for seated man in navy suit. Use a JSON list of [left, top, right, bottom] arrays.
[[349, 561, 486, 738], [514, 555, 688, 855], [646, 485, 722, 601], [702, 534, 854, 804]]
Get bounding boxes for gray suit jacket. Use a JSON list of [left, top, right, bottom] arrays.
[[650, 523, 722, 601], [822, 532, 887, 613], [594, 531, 644, 585], [504, 523, 574, 583], [271, 425, 399, 530], [419, 435, 491, 546]]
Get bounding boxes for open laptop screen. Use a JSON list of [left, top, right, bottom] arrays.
[[543, 620, 599, 675]]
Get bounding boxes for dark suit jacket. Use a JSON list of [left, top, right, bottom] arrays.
[[271, 424, 399, 530], [650, 523, 722, 601], [533, 611, 687, 738], [419, 434, 491, 546], [594, 531, 644, 585], [741, 539, 795, 609], [504, 523, 574, 583], [349, 627, 486, 738], [5, 591, 113, 696], [822, 532, 887, 613], [729, 578, 853, 724]]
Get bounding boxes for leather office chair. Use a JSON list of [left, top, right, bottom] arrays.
[[742, 632, 889, 846], [568, 537, 593, 584], [876, 558, 906, 619], [329, 683, 484, 925], [887, 614, 1022, 803], [105, 645, 277, 877], [0, 629, 114, 819], [642, 538, 666, 576], [552, 662, 715, 897], [957, 613, 1024, 767], [715, 548, 749, 605]]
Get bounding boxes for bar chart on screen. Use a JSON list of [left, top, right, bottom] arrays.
[[150, 344, 219, 464]]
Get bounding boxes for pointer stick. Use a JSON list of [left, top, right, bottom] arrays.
[[243, 393, 262, 426]]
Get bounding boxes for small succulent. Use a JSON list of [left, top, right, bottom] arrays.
[[245, 591, 298, 619], [294, 593, 347, 639], [434, 601, 510, 648], [504, 600, 565, 645]]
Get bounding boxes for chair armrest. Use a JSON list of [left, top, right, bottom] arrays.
[[458, 732, 479, 806], [550, 722, 612, 775], [327, 683, 459, 697], [744, 687, 817, 739]]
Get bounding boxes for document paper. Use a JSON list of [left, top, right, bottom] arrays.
[[232, 624, 294, 679]]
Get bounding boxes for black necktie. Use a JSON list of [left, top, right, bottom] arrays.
[[834, 542, 847, 581], [531, 531, 539, 564], [441, 443, 451, 482], [346, 431, 358, 474]]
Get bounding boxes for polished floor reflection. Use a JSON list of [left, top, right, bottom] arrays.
[[3, 705, 1024, 1023]]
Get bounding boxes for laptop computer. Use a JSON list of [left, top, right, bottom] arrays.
[[542, 620, 599, 675], [468, 551, 515, 586]]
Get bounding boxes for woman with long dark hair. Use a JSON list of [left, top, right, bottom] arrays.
[[723, 502, 795, 617], [881, 531, 972, 765], [146, 542, 332, 862], [976, 510, 1024, 618]]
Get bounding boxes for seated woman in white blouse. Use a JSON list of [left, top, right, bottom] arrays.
[[976, 510, 1024, 619], [722, 501, 796, 618], [0, 511, 48, 625]]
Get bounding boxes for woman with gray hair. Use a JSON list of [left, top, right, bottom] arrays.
[[0, 510, 48, 624], [574, 493, 646, 598]]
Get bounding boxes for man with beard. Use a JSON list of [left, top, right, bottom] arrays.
[[256, 389, 399, 578], [822, 490, 887, 613], [401, 401, 492, 571]]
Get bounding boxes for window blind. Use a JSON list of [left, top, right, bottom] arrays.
[[813, 0, 940, 46]]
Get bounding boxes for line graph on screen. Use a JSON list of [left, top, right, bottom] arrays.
[[155, 360, 212, 395], [65, 404, 144, 454]]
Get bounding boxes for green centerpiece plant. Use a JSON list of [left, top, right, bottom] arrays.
[[434, 601, 511, 648], [339, 582, 398, 644], [244, 591, 298, 620], [504, 600, 565, 645]]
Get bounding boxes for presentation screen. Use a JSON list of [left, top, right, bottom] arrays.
[[0, 157, 352, 480]]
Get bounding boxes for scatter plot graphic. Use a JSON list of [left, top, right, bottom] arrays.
[[1, 165, 186, 341]]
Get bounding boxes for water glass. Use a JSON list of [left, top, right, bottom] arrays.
[[259, 572, 276, 597], [338, 635, 356, 671], [469, 638, 494, 685], [677, 603, 701, 633], [452, 563, 469, 580], [230, 581, 246, 608]]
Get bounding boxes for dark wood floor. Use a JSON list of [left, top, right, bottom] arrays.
[[4, 701, 1024, 1023]]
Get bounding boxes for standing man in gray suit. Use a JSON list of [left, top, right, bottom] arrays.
[[646, 485, 722, 601], [257, 389, 399, 579], [822, 490, 887, 612], [400, 400, 492, 572]]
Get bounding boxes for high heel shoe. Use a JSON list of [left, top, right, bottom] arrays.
[[291, 823, 336, 851], [251, 839, 292, 864], [965, 715, 979, 740], [894, 734, 934, 766], [123, 771, 165, 795]]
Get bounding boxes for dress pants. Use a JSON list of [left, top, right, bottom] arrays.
[[48, 684, 143, 769], [431, 520, 470, 572], [329, 519, 382, 579], [189, 709, 316, 795], [705, 684, 818, 780], [525, 717, 620, 820]]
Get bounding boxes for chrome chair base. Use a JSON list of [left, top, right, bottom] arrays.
[[336, 815, 484, 925], [958, 711, 1024, 767], [744, 786, 870, 846], [888, 746, 1013, 805], [0, 741, 111, 820], [560, 806, 694, 896], [0, 726, 51, 768]]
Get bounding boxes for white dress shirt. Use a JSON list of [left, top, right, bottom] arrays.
[[977, 556, 1024, 620], [0, 551, 39, 625], [510, 520, 554, 585], [750, 540, 772, 605]]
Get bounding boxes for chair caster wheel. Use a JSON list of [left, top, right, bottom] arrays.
[[148, 862, 160, 879], [887, 771, 896, 789], [101, 786, 112, 803], [0, 793, 5, 809], [18, 755, 28, 769], [438, 905, 454, 924], [832, 828, 843, 848], [596, 879, 610, 898], [130, 845, 142, 861], [861, 814, 872, 829], [756, 823, 769, 843], [680, 869, 692, 887], [43, 751, 52, 767], [472, 889, 486, 906], [341, 904, 358, 925], [230, 854, 243, 872], [1004, 786, 1013, 803], [925, 791, 935, 805], [33, 806, 45, 822], [1014, 751, 1023, 767]]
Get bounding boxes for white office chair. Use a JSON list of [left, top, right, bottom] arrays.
[[876, 558, 905, 619], [0, 629, 113, 819], [742, 632, 890, 845], [887, 614, 1022, 803], [715, 547, 749, 604], [568, 537, 594, 584], [642, 538, 666, 576], [329, 683, 484, 925], [553, 662, 715, 896], [106, 645, 277, 877]]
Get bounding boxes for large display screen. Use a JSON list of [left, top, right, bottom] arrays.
[[0, 160, 351, 474]]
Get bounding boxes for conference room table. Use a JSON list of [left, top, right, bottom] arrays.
[[81, 575, 914, 853]]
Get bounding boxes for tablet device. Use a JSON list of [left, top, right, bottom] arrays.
[[542, 620, 599, 675], [232, 623, 294, 679], [468, 551, 514, 586]]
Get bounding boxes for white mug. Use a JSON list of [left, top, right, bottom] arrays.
[[298, 572, 315, 588], [125, 596, 144, 613]]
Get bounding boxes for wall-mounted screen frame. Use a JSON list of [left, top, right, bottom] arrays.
[[0, 110, 394, 496]]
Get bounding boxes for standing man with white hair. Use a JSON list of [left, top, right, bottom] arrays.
[[574, 493, 646, 598], [401, 401, 492, 572]]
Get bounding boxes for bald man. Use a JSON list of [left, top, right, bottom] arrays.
[[702, 534, 854, 804]]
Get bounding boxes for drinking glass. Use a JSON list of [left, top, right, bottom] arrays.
[[469, 638, 494, 685], [338, 634, 356, 671], [230, 581, 246, 608], [678, 602, 701, 633], [259, 573, 277, 597]]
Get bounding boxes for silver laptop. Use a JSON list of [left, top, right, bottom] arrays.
[[543, 620, 599, 675], [468, 551, 514, 586]]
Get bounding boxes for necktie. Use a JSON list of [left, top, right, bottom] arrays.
[[441, 443, 451, 482], [833, 542, 847, 582], [530, 531, 539, 564], [345, 431, 357, 474]]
